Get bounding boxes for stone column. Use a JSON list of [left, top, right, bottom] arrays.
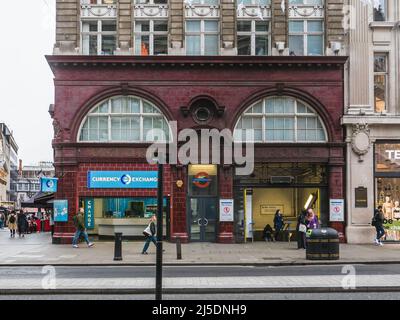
[[345, 125, 376, 244], [116, 0, 133, 55], [271, 0, 288, 55], [169, 0, 185, 55], [347, 0, 373, 114], [326, 0, 345, 55], [221, 0, 236, 55], [54, 0, 79, 55]]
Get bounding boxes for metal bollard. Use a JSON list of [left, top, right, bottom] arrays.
[[114, 232, 123, 261], [176, 238, 182, 260]]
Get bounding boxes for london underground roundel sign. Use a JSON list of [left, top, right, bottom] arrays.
[[193, 172, 212, 188]]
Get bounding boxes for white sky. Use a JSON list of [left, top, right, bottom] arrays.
[[0, 0, 55, 165]]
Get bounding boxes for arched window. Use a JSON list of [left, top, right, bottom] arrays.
[[78, 96, 170, 142], [234, 96, 327, 142]]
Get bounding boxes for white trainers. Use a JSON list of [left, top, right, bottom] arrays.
[[72, 244, 79, 248], [374, 239, 379, 245], [379, 241, 384, 246], [88, 243, 94, 248]]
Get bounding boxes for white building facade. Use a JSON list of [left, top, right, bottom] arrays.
[[343, 0, 400, 243]]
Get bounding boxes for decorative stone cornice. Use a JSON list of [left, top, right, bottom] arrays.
[[288, 5, 324, 19], [81, 4, 117, 18], [236, 5, 271, 19], [46, 55, 348, 73], [133, 4, 169, 18], [185, 4, 220, 18]]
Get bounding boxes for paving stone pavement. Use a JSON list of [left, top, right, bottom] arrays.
[[1, 229, 400, 266], [0, 275, 400, 290]]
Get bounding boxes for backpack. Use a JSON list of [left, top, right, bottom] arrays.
[[371, 213, 378, 226], [9, 215, 16, 224]]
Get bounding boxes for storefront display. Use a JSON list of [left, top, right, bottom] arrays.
[[375, 142, 400, 241]]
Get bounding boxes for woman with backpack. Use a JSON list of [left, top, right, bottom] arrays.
[[7, 211, 17, 238]]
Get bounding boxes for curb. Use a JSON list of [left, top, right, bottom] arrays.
[[1, 260, 400, 267], [1, 286, 400, 295]]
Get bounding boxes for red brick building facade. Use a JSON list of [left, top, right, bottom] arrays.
[[48, 55, 347, 244]]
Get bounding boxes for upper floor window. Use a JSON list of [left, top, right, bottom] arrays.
[[240, 0, 270, 4], [234, 97, 327, 143], [82, 20, 117, 55], [186, 20, 219, 55], [82, 0, 117, 4], [374, 53, 388, 113], [289, 20, 324, 56], [189, 0, 219, 4], [134, 20, 168, 55], [373, 0, 387, 21], [78, 96, 170, 142], [135, 0, 168, 3], [237, 20, 270, 56], [289, 0, 323, 4]]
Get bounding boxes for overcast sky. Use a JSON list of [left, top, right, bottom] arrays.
[[0, 0, 55, 165]]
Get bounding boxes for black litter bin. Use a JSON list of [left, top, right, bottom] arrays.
[[306, 228, 339, 260]]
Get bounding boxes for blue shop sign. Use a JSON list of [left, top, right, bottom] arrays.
[[87, 171, 158, 189], [41, 177, 58, 192], [84, 198, 95, 229]]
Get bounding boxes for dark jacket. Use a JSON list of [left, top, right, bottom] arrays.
[[374, 210, 384, 227], [273, 214, 284, 231], [73, 213, 85, 231], [149, 221, 156, 236]]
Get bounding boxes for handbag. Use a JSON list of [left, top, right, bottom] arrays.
[[299, 223, 307, 233], [143, 224, 152, 237]]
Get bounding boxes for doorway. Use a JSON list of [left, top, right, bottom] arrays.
[[188, 197, 218, 242]]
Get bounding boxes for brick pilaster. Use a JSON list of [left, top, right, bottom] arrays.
[[221, 0, 236, 55]]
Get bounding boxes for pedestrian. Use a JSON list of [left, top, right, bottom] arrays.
[[142, 215, 157, 255], [296, 209, 307, 249], [0, 211, 4, 229], [273, 209, 284, 241], [17, 210, 27, 238], [263, 224, 274, 242], [372, 205, 385, 246], [306, 208, 319, 230], [7, 211, 17, 238], [72, 207, 94, 248], [49, 211, 55, 236]]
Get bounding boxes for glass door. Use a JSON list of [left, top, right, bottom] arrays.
[[189, 198, 217, 242]]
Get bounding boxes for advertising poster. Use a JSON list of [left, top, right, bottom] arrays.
[[53, 200, 68, 222]]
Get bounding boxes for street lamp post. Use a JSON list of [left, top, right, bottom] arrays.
[[155, 153, 164, 300]]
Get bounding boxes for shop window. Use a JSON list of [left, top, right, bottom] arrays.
[[134, 20, 168, 56], [78, 96, 170, 142], [237, 20, 270, 56], [374, 53, 388, 113], [81, 20, 117, 55], [186, 20, 219, 55], [234, 97, 327, 143], [82, 197, 167, 220]]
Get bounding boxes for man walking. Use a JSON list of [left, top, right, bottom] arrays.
[[72, 207, 94, 248], [373, 205, 385, 246]]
